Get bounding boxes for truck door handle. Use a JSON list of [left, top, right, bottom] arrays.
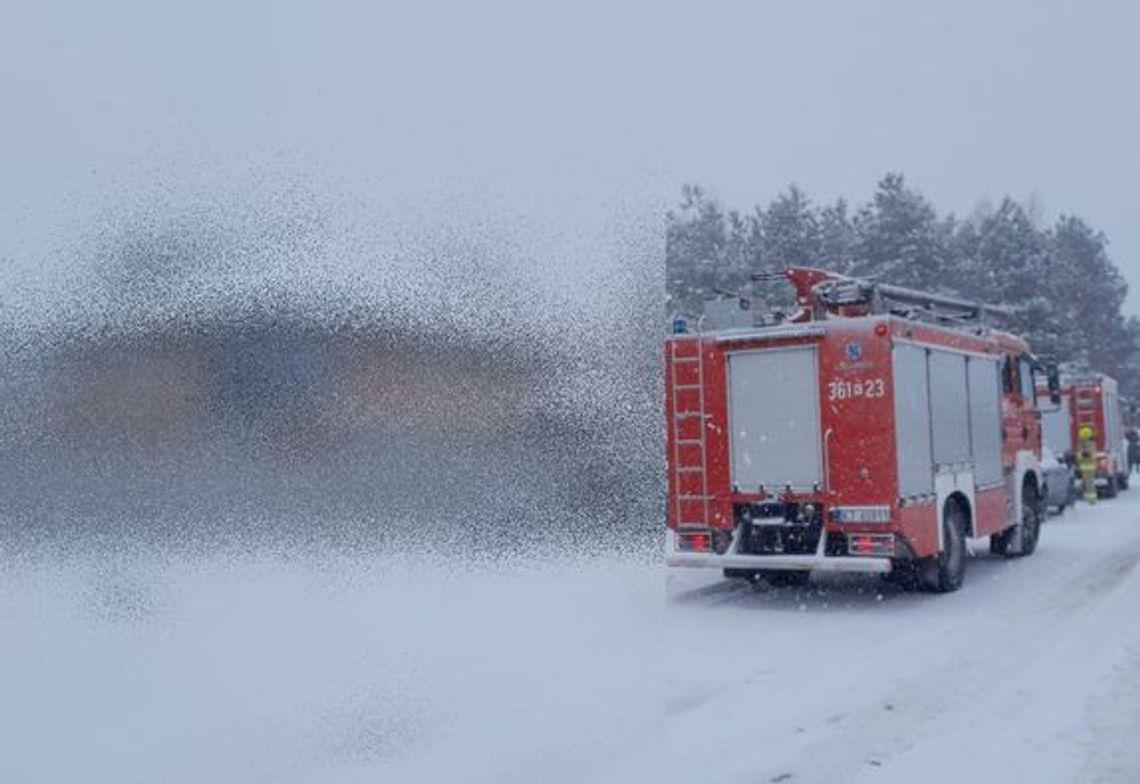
[[823, 428, 834, 492]]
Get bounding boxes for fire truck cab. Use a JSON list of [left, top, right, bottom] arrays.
[[666, 268, 1056, 592]]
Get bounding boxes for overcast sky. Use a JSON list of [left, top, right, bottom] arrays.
[[2, 0, 1138, 311]]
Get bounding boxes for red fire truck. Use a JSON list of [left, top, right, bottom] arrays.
[[1057, 375, 1128, 497], [666, 268, 1059, 592]]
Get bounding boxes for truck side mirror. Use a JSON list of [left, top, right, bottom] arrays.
[[1046, 364, 1062, 406]]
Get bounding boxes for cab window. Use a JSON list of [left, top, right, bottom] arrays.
[[1002, 356, 1035, 402], [1018, 357, 1035, 403]]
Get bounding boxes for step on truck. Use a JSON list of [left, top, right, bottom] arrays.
[[665, 267, 1060, 592]]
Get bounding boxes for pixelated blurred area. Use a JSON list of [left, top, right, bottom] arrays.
[[0, 196, 661, 557]]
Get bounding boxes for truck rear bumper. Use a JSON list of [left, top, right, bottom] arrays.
[[664, 531, 892, 574], [666, 552, 891, 574]]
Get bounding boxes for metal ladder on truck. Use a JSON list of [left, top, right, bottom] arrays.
[[1075, 385, 1098, 435], [670, 339, 710, 528], [805, 272, 1014, 325]]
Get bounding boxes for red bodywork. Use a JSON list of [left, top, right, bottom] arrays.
[[666, 268, 1044, 568], [1059, 376, 1125, 483]]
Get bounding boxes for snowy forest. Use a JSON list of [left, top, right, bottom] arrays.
[[666, 174, 1140, 395]]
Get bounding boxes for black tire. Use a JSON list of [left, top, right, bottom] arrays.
[[921, 501, 967, 593], [1118, 473, 1130, 491], [1054, 502, 1066, 516], [723, 568, 759, 581], [989, 528, 1011, 556], [1102, 476, 1118, 499], [994, 481, 1042, 557], [1020, 484, 1042, 556]]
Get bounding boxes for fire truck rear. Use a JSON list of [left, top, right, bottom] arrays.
[[665, 268, 1058, 592], [1067, 375, 1128, 496]]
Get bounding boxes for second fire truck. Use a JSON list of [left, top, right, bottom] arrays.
[[666, 268, 1060, 592], [1040, 375, 1129, 497]]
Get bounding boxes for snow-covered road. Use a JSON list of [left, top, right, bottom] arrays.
[[4, 492, 1139, 783], [666, 491, 1140, 784], [0, 549, 660, 784]]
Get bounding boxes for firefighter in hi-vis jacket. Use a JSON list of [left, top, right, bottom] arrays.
[[1077, 425, 1099, 504]]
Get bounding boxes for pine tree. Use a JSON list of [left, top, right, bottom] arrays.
[[850, 174, 952, 292], [818, 198, 855, 274], [1047, 215, 1134, 385], [662, 179, 1140, 396], [967, 198, 1054, 345], [757, 185, 822, 270], [665, 185, 728, 316]]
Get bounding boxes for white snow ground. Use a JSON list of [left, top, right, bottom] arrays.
[[666, 490, 1140, 784], [3, 491, 1139, 783], [0, 551, 663, 784]]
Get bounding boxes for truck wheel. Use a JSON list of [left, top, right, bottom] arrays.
[[1102, 476, 1118, 499], [989, 529, 1011, 555], [921, 501, 966, 593], [989, 528, 1007, 553], [994, 482, 1042, 557], [1019, 484, 1042, 555]]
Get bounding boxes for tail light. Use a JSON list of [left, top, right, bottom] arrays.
[[848, 533, 895, 557], [676, 531, 712, 553]]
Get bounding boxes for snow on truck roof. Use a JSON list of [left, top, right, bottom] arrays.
[[675, 266, 1034, 355]]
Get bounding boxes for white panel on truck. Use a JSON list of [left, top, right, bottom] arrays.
[[929, 350, 971, 466], [1105, 388, 1123, 463], [893, 344, 934, 497], [728, 347, 821, 491], [967, 356, 1004, 485], [1042, 396, 1072, 456]]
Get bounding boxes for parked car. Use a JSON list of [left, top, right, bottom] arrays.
[[1041, 447, 1077, 515]]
